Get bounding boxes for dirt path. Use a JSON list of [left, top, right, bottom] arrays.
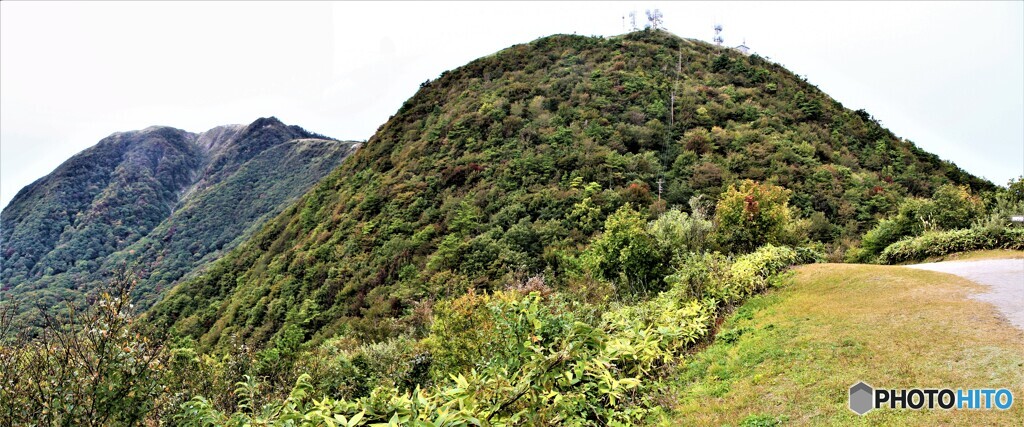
[[908, 258, 1024, 330]]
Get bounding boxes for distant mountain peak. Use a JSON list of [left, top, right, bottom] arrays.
[[232, 117, 311, 143], [194, 124, 244, 154], [140, 125, 185, 133], [249, 116, 285, 128], [0, 117, 360, 320]]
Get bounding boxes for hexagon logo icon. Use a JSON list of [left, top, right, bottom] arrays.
[[849, 381, 875, 415]]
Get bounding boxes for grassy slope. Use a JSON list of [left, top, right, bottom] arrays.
[[663, 255, 1024, 426]]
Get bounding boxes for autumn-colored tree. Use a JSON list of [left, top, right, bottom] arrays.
[[714, 180, 793, 253]]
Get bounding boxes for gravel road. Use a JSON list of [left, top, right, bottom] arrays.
[[908, 258, 1024, 330]]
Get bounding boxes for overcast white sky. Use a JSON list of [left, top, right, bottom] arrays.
[[1, 1, 1022, 211]]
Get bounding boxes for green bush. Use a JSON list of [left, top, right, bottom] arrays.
[[664, 252, 732, 302], [794, 244, 827, 264], [878, 227, 1024, 264], [724, 245, 800, 305], [714, 181, 793, 253], [583, 204, 669, 298], [929, 184, 985, 230], [859, 185, 986, 261], [858, 198, 929, 259], [666, 245, 800, 307], [648, 207, 714, 263], [422, 290, 495, 382]]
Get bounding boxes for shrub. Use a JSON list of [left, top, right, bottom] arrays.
[[725, 245, 801, 305], [878, 227, 1024, 264], [714, 180, 794, 253], [860, 185, 986, 261], [666, 245, 800, 306], [928, 184, 985, 230], [422, 290, 494, 382], [648, 208, 714, 264], [664, 251, 732, 302], [859, 216, 915, 258], [806, 211, 840, 243], [583, 204, 669, 298], [0, 270, 167, 426], [794, 243, 827, 264], [159, 337, 260, 419]]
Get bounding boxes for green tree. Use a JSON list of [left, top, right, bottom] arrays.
[[794, 90, 822, 121], [859, 198, 931, 258], [714, 180, 793, 253], [584, 204, 669, 297], [648, 208, 714, 262], [927, 184, 984, 230], [1008, 176, 1024, 203], [976, 177, 1024, 229]]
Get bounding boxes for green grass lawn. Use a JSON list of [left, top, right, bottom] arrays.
[[659, 256, 1024, 426]]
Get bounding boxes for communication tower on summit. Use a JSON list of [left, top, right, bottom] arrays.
[[714, 24, 724, 46], [646, 9, 664, 30]]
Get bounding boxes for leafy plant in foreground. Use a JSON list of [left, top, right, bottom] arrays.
[[0, 269, 167, 426], [174, 245, 803, 426]]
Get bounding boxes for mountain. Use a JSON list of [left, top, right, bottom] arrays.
[[147, 31, 991, 351], [0, 117, 360, 316]]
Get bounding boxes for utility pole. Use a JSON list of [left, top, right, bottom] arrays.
[[657, 178, 664, 200], [670, 47, 681, 128]]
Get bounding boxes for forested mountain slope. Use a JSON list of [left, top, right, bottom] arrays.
[[150, 31, 991, 351], [0, 117, 359, 316], [2, 126, 203, 290]]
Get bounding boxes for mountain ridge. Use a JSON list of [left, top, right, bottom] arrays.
[[0, 117, 360, 321]]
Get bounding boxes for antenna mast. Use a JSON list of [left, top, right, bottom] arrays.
[[714, 24, 724, 46], [646, 9, 664, 30]]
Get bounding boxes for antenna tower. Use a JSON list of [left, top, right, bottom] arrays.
[[713, 24, 724, 46], [646, 9, 664, 30]]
